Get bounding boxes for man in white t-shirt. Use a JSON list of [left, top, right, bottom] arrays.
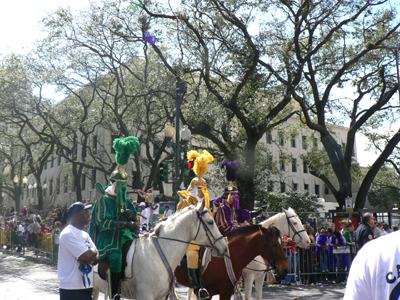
[[138, 202, 150, 231], [58, 202, 99, 300], [344, 229, 400, 300]]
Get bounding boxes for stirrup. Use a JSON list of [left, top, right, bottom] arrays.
[[197, 288, 210, 300], [112, 294, 121, 300]]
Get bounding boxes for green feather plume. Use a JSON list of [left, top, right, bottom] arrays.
[[113, 136, 140, 165]]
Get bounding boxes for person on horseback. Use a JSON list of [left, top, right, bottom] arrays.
[[88, 136, 140, 300], [176, 150, 214, 300], [214, 160, 263, 236]]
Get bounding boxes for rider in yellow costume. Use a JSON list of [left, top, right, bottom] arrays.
[[176, 150, 213, 300]]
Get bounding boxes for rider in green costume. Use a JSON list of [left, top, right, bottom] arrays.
[[89, 136, 140, 300]]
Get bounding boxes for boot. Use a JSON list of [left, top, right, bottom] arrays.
[[187, 268, 210, 300], [110, 271, 121, 300]]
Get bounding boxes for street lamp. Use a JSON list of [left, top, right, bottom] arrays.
[[28, 184, 33, 205], [33, 183, 37, 206], [13, 174, 28, 215]]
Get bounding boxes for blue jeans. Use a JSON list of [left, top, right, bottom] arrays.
[[320, 250, 328, 272], [60, 288, 92, 300], [334, 254, 343, 270], [284, 252, 299, 283]]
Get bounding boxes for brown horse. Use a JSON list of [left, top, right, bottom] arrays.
[[175, 225, 289, 300]]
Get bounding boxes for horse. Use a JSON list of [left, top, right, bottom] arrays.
[[175, 224, 289, 300], [92, 199, 227, 300], [242, 208, 311, 300]]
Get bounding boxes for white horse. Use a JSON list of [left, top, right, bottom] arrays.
[[242, 208, 311, 300], [92, 199, 227, 300]]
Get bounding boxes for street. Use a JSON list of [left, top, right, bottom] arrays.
[[0, 251, 346, 300]]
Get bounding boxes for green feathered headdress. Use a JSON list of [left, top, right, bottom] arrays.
[[110, 136, 140, 182]]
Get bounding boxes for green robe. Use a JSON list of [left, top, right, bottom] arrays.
[[89, 193, 137, 260]]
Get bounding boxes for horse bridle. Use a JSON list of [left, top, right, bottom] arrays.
[[260, 227, 288, 267], [284, 210, 306, 242], [193, 209, 225, 251], [225, 226, 287, 272]]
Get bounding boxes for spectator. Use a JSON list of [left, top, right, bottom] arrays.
[[16, 221, 25, 252], [53, 221, 62, 260], [58, 202, 99, 300], [151, 196, 160, 225], [282, 235, 299, 285], [138, 202, 150, 231], [299, 224, 316, 285], [163, 205, 172, 218], [355, 212, 375, 253], [331, 230, 346, 282], [32, 217, 41, 249], [343, 221, 356, 269], [316, 229, 329, 274], [382, 223, 392, 234], [344, 229, 400, 299]]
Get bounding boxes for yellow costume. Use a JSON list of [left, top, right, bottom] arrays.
[[176, 150, 213, 300]]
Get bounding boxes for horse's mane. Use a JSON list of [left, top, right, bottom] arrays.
[[260, 212, 283, 227], [269, 224, 282, 238], [226, 225, 262, 238], [154, 205, 195, 237]]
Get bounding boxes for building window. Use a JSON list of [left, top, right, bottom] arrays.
[[50, 179, 53, 195], [293, 183, 298, 191], [267, 181, 274, 192], [314, 138, 318, 148], [51, 157, 54, 168], [82, 175, 86, 191], [56, 177, 60, 194], [304, 184, 309, 193], [280, 181, 286, 193], [266, 132, 272, 144], [64, 176, 68, 193], [280, 159, 285, 171], [325, 185, 330, 194], [292, 158, 297, 172], [315, 184, 320, 197], [91, 169, 96, 188], [44, 162, 47, 170], [302, 136, 307, 149], [58, 155, 62, 166], [83, 143, 87, 160], [291, 134, 296, 148], [92, 135, 98, 155], [153, 144, 160, 157], [303, 161, 308, 173], [279, 133, 284, 146]]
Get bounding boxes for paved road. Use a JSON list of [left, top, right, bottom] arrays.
[[0, 251, 346, 300]]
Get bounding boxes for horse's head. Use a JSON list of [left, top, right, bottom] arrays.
[[261, 226, 289, 278], [282, 208, 310, 248], [192, 199, 227, 257]]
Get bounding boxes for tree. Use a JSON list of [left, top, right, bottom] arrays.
[[140, 0, 299, 208], [365, 165, 400, 209], [255, 191, 323, 220], [38, 2, 178, 194]]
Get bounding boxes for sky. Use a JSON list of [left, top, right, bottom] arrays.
[[0, 0, 382, 167]]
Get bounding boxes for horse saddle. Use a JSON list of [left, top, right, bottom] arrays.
[[179, 246, 212, 275], [97, 239, 134, 281]]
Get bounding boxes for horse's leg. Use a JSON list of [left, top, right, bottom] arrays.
[[243, 273, 254, 300], [254, 275, 264, 300]]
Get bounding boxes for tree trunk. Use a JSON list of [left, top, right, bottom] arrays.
[[236, 142, 257, 210]]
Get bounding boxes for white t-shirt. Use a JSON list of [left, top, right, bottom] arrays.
[[140, 207, 150, 228], [152, 203, 160, 215], [58, 224, 97, 290], [164, 209, 172, 218], [344, 230, 400, 300]]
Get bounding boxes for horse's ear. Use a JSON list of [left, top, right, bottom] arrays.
[[198, 198, 205, 212], [282, 208, 287, 213]]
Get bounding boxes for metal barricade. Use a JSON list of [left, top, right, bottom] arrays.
[[36, 233, 54, 261]]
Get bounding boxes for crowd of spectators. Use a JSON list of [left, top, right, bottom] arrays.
[[0, 204, 69, 259], [278, 218, 399, 285]]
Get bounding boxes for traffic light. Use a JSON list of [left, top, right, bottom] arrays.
[[159, 162, 169, 182], [183, 160, 195, 187]]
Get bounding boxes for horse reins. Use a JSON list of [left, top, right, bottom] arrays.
[[225, 226, 287, 272]]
